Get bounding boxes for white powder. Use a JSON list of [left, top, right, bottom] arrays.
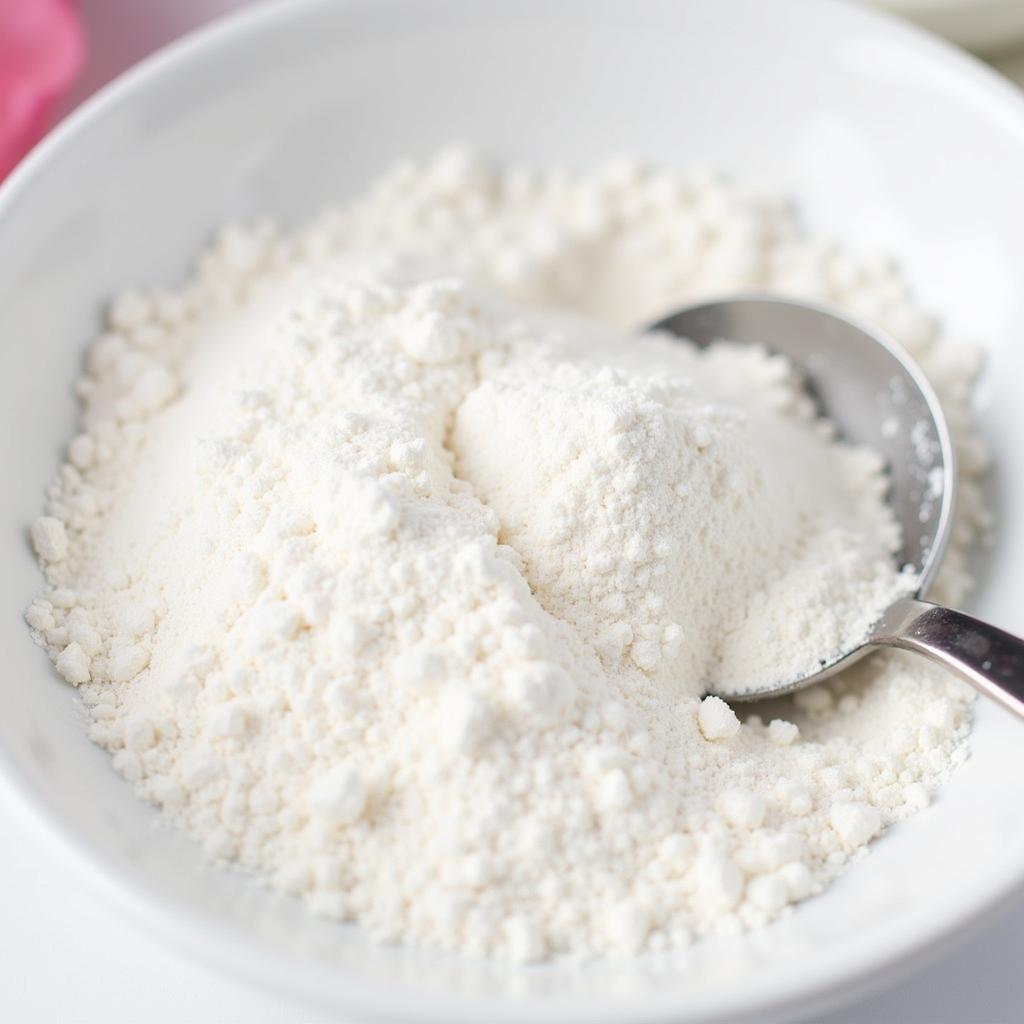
[[452, 333, 912, 692], [26, 149, 985, 961]]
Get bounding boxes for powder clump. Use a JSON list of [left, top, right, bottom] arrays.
[[451, 333, 912, 692]]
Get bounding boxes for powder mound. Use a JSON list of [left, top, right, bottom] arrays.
[[453, 336, 913, 693], [26, 150, 984, 962]]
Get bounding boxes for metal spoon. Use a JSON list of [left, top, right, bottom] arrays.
[[650, 296, 1024, 717]]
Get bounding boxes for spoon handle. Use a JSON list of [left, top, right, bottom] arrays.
[[871, 597, 1024, 720]]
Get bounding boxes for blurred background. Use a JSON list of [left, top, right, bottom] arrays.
[[4, 0, 1024, 183], [869, 0, 1024, 54]]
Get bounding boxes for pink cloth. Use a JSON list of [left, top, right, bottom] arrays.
[[0, 0, 85, 180]]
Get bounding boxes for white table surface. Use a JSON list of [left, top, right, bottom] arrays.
[[4, 2, 1024, 1021]]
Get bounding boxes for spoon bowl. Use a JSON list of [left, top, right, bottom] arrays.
[[650, 296, 1024, 711]]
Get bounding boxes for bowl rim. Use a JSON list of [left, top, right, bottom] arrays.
[[3, 0, 1024, 1020]]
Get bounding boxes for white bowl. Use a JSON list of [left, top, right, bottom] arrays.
[[3, 0, 1024, 1020]]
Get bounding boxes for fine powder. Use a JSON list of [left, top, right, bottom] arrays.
[[26, 150, 988, 961]]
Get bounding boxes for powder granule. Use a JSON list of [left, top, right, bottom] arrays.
[[26, 150, 983, 961]]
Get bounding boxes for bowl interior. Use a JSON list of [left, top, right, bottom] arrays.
[[3, 1, 1024, 1021]]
